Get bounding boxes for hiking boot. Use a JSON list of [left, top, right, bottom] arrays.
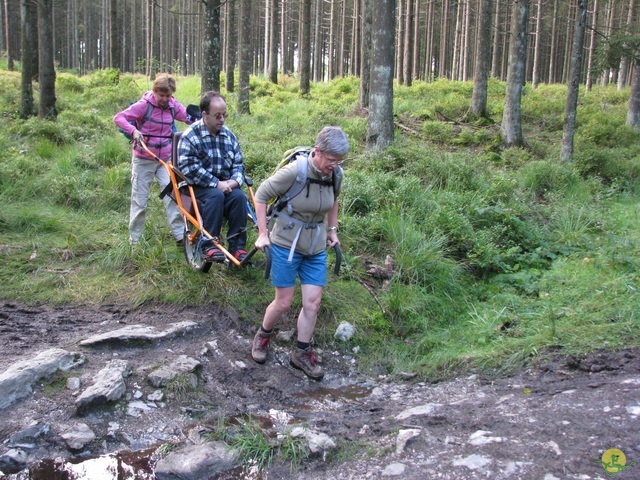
[[290, 347, 324, 380], [251, 329, 271, 364], [204, 247, 225, 262], [176, 239, 184, 248], [234, 249, 249, 263]]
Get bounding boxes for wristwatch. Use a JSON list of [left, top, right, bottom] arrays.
[[328, 226, 338, 232]]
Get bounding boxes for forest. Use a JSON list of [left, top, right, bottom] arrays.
[[0, 0, 639, 375]]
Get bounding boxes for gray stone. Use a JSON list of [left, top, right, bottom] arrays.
[[290, 427, 337, 454], [153, 442, 238, 480], [0, 448, 28, 472], [453, 454, 492, 470], [60, 423, 96, 451], [66, 377, 81, 390], [147, 355, 201, 388], [75, 359, 132, 412], [382, 463, 407, 476], [396, 428, 421, 454], [334, 321, 356, 341], [79, 321, 199, 346], [8, 421, 50, 445], [395, 403, 441, 420], [0, 348, 84, 409]]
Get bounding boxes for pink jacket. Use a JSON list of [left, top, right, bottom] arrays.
[[113, 90, 191, 161]]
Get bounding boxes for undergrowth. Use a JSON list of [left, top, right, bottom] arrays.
[[1, 69, 639, 380]]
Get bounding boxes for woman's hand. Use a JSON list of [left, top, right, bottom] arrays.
[[327, 230, 340, 248], [255, 232, 271, 251]]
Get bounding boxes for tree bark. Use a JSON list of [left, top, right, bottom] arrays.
[[269, 0, 278, 83], [532, 0, 543, 87], [5, 0, 14, 70], [472, 0, 493, 117], [403, 0, 414, 86], [627, 56, 640, 128], [201, 0, 221, 93], [585, 0, 599, 91], [21, 0, 37, 119], [617, 0, 635, 90], [109, 0, 120, 69], [358, 0, 372, 109], [548, 0, 558, 84], [367, 0, 395, 151], [561, 0, 588, 162], [238, 0, 252, 114], [299, 0, 311, 94], [37, 0, 56, 120], [501, 0, 529, 148], [226, 0, 237, 92]]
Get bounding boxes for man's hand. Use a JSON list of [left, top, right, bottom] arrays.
[[217, 180, 236, 194], [327, 230, 340, 248]]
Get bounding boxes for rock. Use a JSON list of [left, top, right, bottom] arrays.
[[60, 423, 96, 451], [79, 321, 199, 346], [147, 355, 201, 388], [396, 428, 421, 454], [334, 321, 356, 341], [148, 390, 164, 402], [382, 463, 407, 476], [395, 403, 441, 420], [153, 442, 238, 480], [290, 427, 337, 454], [75, 359, 132, 413], [8, 421, 50, 446], [453, 454, 492, 470], [0, 448, 28, 473], [468, 430, 503, 445], [66, 377, 81, 390], [0, 349, 83, 409]]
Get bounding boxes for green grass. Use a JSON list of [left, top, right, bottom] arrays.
[[1, 69, 639, 380]]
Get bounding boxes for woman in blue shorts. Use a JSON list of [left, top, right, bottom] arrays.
[[250, 126, 349, 380]]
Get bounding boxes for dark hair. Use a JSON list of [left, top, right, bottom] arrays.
[[200, 91, 226, 115]]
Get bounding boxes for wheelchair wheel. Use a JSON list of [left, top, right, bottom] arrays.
[[183, 228, 212, 273]]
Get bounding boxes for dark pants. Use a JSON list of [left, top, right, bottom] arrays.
[[194, 186, 247, 252]]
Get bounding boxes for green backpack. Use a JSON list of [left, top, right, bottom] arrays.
[[269, 146, 344, 216]]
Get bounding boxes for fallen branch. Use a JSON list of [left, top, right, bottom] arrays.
[[354, 276, 387, 316]]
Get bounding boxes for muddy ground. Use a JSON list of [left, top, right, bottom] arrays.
[[0, 301, 638, 480]]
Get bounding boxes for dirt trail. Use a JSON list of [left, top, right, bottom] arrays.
[[0, 302, 638, 479]]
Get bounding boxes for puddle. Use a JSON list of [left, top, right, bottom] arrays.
[[293, 384, 371, 407], [7, 447, 156, 480]]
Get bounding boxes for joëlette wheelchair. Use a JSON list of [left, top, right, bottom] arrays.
[[136, 134, 270, 276]]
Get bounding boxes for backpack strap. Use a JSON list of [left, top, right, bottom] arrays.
[[140, 101, 175, 149]]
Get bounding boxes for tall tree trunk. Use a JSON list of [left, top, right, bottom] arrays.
[[627, 57, 640, 128], [548, 0, 558, 83], [411, 0, 420, 79], [452, 0, 463, 80], [37, 0, 56, 120], [238, 0, 252, 114], [5, 0, 14, 70], [472, 0, 493, 117], [313, 0, 323, 81], [201, 0, 221, 92], [299, 0, 311, 94], [585, 0, 599, 91], [396, 0, 404, 84], [328, 0, 337, 79], [269, 0, 278, 83], [491, 0, 501, 78], [367, 0, 395, 151], [617, 0, 635, 90], [501, 0, 529, 148], [532, 0, 543, 87], [21, 0, 37, 119], [358, 0, 372, 109], [403, 0, 414, 86], [109, 0, 120, 68], [226, 0, 237, 92], [561, 0, 588, 162]]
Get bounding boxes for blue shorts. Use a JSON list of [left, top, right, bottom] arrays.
[[270, 244, 327, 288]]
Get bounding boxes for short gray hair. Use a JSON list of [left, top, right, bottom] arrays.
[[316, 126, 349, 156]]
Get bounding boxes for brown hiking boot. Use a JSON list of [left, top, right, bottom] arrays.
[[290, 347, 324, 380], [251, 329, 271, 364]]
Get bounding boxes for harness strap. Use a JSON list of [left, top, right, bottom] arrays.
[[274, 211, 323, 262]]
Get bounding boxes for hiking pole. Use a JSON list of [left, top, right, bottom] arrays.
[[333, 245, 342, 275]]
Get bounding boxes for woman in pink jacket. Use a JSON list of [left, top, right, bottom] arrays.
[[113, 75, 191, 247]]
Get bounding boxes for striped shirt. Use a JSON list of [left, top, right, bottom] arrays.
[[176, 120, 245, 188]]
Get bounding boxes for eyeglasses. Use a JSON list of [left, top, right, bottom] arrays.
[[204, 112, 227, 120], [322, 153, 345, 166]]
